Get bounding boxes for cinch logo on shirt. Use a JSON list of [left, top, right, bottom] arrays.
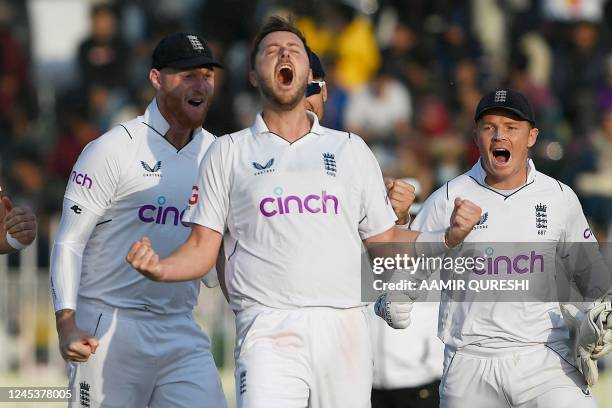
[[259, 187, 339, 217], [70, 171, 93, 189], [138, 196, 189, 227], [473, 251, 544, 275]]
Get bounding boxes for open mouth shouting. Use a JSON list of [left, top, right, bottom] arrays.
[[276, 63, 294, 87], [492, 147, 511, 167], [187, 98, 204, 107]]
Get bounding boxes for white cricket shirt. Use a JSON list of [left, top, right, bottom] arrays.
[[185, 112, 397, 312], [411, 159, 597, 349], [62, 99, 215, 314]]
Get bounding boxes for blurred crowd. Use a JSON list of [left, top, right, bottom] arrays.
[[1, 0, 611, 266]]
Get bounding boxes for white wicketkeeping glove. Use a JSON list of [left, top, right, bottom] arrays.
[[374, 293, 413, 329], [561, 299, 612, 386]]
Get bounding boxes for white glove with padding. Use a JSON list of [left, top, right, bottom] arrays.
[[561, 299, 612, 386]]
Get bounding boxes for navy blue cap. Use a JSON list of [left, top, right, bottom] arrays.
[[152, 32, 223, 70], [307, 48, 325, 79], [474, 89, 535, 125]]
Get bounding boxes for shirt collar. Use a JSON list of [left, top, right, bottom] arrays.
[[250, 110, 324, 137], [469, 158, 537, 186]]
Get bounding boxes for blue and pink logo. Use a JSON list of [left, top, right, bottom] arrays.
[[259, 187, 339, 217], [138, 196, 189, 227]]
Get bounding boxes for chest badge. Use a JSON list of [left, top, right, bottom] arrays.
[[252, 158, 275, 175], [535, 203, 548, 235], [141, 160, 162, 177], [474, 211, 488, 230], [323, 152, 337, 177]]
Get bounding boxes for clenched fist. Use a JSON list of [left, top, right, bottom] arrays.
[[374, 293, 413, 329], [2, 196, 37, 249], [126, 237, 164, 281], [385, 178, 415, 225], [56, 310, 98, 363], [447, 197, 481, 248]]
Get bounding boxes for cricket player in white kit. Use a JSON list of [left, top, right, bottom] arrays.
[[409, 89, 608, 408], [127, 17, 482, 408], [50, 33, 226, 407]]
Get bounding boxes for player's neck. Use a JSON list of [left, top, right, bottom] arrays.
[[261, 106, 312, 142], [165, 127, 194, 150], [485, 166, 529, 190]]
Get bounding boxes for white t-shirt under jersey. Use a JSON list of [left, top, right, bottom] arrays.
[[185, 112, 397, 312], [411, 159, 597, 350], [61, 99, 215, 314]]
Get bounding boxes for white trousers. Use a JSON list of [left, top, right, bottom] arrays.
[[68, 300, 226, 408], [440, 343, 598, 408], [234, 306, 373, 408]]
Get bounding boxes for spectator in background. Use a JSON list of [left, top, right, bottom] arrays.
[[47, 90, 99, 180], [598, 54, 612, 112], [344, 64, 412, 171], [328, 3, 380, 91], [551, 21, 609, 135], [379, 22, 433, 88], [573, 108, 612, 234], [415, 96, 465, 188], [77, 3, 131, 131], [435, 10, 483, 92], [507, 51, 557, 129], [77, 4, 128, 91], [0, 0, 35, 148]]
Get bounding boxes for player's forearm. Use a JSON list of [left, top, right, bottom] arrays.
[[50, 198, 98, 311], [366, 226, 420, 244], [155, 226, 222, 282], [50, 242, 83, 311], [158, 246, 215, 281], [55, 309, 76, 331]]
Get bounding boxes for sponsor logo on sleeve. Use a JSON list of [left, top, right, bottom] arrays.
[[583, 228, 592, 239], [70, 205, 82, 214], [70, 171, 93, 189]]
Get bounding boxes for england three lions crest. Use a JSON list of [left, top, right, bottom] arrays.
[[535, 203, 547, 235]]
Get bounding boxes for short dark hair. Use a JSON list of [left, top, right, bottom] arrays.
[[249, 16, 308, 69]]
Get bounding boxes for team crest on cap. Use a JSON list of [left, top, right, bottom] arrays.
[[186, 34, 204, 51], [494, 90, 507, 102]]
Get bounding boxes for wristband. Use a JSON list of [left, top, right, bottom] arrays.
[[414, 229, 449, 257], [6, 232, 27, 250], [395, 213, 411, 229]]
